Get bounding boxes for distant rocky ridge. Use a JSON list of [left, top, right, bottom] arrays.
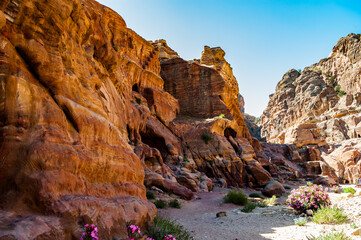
[[260, 33, 361, 184]]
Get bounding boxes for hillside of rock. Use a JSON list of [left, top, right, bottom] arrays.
[[260, 33, 361, 183], [0, 0, 273, 238]]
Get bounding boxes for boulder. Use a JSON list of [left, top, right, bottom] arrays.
[[262, 180, 286, 197]]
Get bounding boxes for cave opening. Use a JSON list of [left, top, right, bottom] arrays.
[[132, 84, 139, 93], [141, 131, 168, 157], [311, 165, 322, 175], [262, 165, 271, 173], [224, 127, 237, 138]]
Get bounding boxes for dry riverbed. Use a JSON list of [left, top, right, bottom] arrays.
[[157, 183, 361, 240]]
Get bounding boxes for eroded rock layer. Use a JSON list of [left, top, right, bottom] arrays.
[[0, 0, 161, 238], [260, 33, 361, 182]]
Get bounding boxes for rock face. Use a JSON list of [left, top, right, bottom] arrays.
[[261, 34, 361, 146], [0, 0, 166, 238], [157, 42, 273, 188], [260, 33, 361, 182]]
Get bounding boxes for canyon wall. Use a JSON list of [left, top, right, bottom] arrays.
[[0, 0, 346, 238], [260, 33, 361, 183]]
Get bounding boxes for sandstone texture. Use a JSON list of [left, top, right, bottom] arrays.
[[0, 0, 164, 238], [261, 34, 361, 146], [260, 33, 361, 182]]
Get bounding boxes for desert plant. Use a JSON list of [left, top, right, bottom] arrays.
[[135, 97, 142, 104], [154, 199, 167, 209], [335, 85, 341, 92], [294, 217, 308, 226], [249, 193, 262, 198], [201, 134, 212, 144], [311, 207, 348, 224], [168, 200, 181, 209], [287, 182, 331, 213], [264, 195, 277, 206], [147, 191, 155, 200], [223, 189, 248, 206], [306, 231, 350, 240], [342, 187, 355, 194], [338, 91, 346, 97], [126, 222, 141, 240], [147, 217, 193, 240], [241, 202, 258, 213], [80, 224, 98, 240], [350, 222, 358, 229], [257, 201, 268, 208]]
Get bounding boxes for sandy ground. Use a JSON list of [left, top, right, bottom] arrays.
[[157, 183, 361, 240]]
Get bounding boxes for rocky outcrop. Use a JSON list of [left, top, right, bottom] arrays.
[[0, 0, 167, 238], [156, 41, 272, 188], [260, 33, 361, 183], [261, 34, 361, 146], [322, 139, 361, 184]]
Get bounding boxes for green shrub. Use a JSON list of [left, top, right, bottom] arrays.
[[249, 193, 262, 198], [342, 187, 355, 194], [350, 222, 358, 229], [219, 114, 226, 118], [294, 217, 308, 226], [183, 157, 189, 162], [264, 195, 277, 206], [241, 202, 258, 213], [287, 182, 331, 213], [168, 199, 181, 209], [311, 207, 348, 224], [146, 191, 155, 200], [223, 190, 248, 206], [306, 231, 350, 240], [335, 85, 341, 92], [284, 185, 292, 190], [154, 199, 167, 209], [257, 201, 268, 208], [147, 217, 193, 240], [338, 91, 346, 97], [135, 97, 142, 104], [201, 134, 212, 144]]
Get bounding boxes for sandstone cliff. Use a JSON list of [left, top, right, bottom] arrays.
[[0, 0, 273, 238], [260, 33, 361, 183], [0, 0, 166, 238]]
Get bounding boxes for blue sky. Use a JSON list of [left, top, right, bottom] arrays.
[[97, 0, 361, 116]]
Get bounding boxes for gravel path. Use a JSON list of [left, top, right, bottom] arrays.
[[157, 184, 361, 240]]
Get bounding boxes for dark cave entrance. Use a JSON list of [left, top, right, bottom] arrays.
[[132, 84, 139, 93], [140, 131, 169, 157], [262, 165, 271, 173], [311, 165, 322, 175], [224, 127, 237, 138]]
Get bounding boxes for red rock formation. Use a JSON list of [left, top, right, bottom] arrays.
[[261, 34, 361, 146], [260, 34, 361, 183], [0, 0, 168, 238]]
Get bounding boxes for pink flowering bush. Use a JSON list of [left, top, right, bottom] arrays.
[[164, 234, 176, 240], [126, 223, 141, 240], [287, 182, 331, 213], [81, 224, 98, 240]]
